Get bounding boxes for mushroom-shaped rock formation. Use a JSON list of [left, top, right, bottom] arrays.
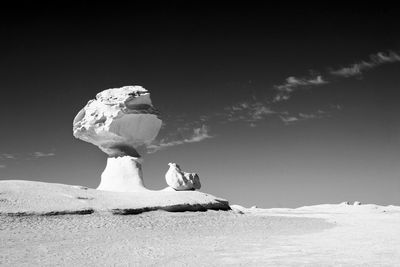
[[165, 163, 201, 191], [73, 86, 162, 192]]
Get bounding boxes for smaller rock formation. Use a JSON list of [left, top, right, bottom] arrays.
[[165, 163, 201, 191], [353, 201, 362, 206]]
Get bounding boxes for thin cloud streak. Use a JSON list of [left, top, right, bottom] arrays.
[[279, 115, 299, 124], [273, 50, 400, 102], [1, 153, 16, 159], [279, 106, 341, 125], [147, 125, 212, 153], [273, 75, 328, 102], [32, 152, 56, 158], [224, 101, 276, 126], [0, 151, 56, 160], [221, 98, 334, 127], [330, 51, 400, 77]]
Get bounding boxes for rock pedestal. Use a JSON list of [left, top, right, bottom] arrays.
[[98, 156, 147, 192]]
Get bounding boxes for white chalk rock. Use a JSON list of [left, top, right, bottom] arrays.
[[165, 163, 201, 191], [73, 85, 162, 157], [73, 86, 162, 192], [98, 156, 147, 192], [0, 180, 231, 215]]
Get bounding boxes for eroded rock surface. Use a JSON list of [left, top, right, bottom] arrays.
[[73, 86, 162, 157], [166, 163, 201, 191]]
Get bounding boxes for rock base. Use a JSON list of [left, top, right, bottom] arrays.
[[98, 156, 147, 192], [0, 180, 230, 215]]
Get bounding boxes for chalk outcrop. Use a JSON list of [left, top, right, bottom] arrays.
[[0, 180, 230, 215], [165, 163, 201, 191], [73, 86, 162, 192]]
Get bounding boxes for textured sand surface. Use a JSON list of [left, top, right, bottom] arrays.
[[2, 206, 400, 266], [232, 204, 400, 266], [1, 180, 400, 266], [0, 211, 331, 266]]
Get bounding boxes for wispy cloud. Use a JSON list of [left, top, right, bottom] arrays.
[[279, 115, 299, 124], [148, 50, 399, 151], [297, 111, 324, 120], [279, 106, 340, 125], [279, 112, 323, 125], [224, 100, 276, 126], [272, 50, 400, 102], [0, 151, 56, 160], [221, 98, 336, 127], [0, 153, 16, 159], [147, 125, 212, 153], [0, 164, 6, 168], [273, 75, 328, 102], [330, 51, 400, 78], [32, 152, 56, 158]]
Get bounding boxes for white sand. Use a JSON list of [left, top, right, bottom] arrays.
[[0, 211, 332, 266], [229, 204, 400, 266], [1, 181, 400, 266]]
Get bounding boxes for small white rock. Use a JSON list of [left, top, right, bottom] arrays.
[[165, 163, 201, 191]]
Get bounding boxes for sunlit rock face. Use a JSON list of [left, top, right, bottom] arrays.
[[73, 86, 162, 192], [165, 163, 201, 191], [97, 156, 146, 192], [73, 86, 162, 157]]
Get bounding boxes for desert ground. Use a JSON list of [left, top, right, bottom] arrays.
[[1, 203, 400, 266]]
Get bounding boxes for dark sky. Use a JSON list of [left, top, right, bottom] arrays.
[[1, 3, 400, 207]]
